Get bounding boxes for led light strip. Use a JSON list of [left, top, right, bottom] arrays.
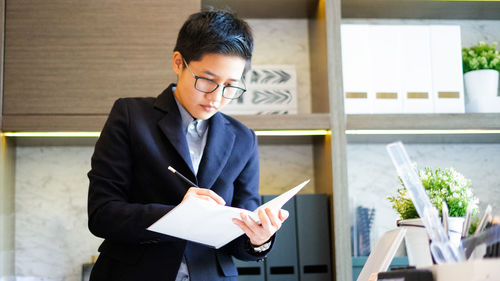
[[2, 132, 101, 137], [2, 130, 332, 138], [255, 130, 331, 136], [346, 129, 500, 135], [3, 129, 500, 137]]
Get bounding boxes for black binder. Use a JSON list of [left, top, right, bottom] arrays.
[[262, 195, 299, 281], [295, 194, 332, 281], [233, 258, 266, 281]]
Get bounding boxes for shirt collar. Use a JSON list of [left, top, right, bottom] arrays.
[[173, 88, 208, 137]]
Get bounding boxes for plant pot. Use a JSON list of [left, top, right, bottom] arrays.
[[464, 69, 500, 112], [397, 217, 464, 267]]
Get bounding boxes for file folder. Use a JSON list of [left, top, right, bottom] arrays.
[[400, 26, 434, 113], [369, 25, 403, 113], [232, 258, 265, 281], [430, 25, 465, 113], [296, 194, 332, 281], [341, 24, 373, 114], [263, 195, 299, 281]]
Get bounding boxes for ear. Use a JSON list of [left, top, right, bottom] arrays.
[[172, 51, 183, 75]]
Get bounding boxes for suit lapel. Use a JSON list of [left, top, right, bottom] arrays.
[[197, 113, 235, 189], [154, 85, 196, 178]]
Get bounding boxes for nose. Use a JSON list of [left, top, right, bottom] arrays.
[[206, 86, 224, 104]]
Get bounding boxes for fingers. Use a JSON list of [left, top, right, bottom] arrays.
[[182, 187, 226, 205], [233, 208, 289, 246], [279, 209, 289, 221]]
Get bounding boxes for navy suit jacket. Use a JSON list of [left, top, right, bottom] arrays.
[[88, 84, 270, 281]]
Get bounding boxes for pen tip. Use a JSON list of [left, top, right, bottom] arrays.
[[168, 166, 176, 173]]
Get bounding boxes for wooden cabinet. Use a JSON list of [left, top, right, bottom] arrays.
[[2, 0, 200, 131]]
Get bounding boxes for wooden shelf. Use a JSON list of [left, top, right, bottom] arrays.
[[346, 113, 500, 143], [202, 0, 500, 20], [201, 0, 319, 18], [342, 0, 500, 20], [1, 113, 331, 132], [233, 113, 330, 130], [346, 113, 500, 130], [4, 113, 500, 133]]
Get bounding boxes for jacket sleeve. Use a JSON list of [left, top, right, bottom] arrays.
[[220, 131, 274, 261], [87, 99, 178, 245]]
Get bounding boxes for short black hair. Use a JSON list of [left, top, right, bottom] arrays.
[[174, 9, 254, 71]]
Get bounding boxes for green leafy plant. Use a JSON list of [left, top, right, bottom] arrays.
[[462, 41, 500, 73], [388, 167, 478, 220]]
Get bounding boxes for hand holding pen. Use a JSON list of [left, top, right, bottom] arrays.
[[168, 166, 226, 205], [168, 165, 289, 247]]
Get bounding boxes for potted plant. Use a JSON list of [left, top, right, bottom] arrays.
[[462, 41, 500, 112], [388, 166, 479, 266]]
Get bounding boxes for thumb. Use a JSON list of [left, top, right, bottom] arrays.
[[279, 209, 289, 221]]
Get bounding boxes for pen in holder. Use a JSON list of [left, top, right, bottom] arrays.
[[357, 206, 376, 256]]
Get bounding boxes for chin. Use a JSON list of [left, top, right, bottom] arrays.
[[195, 112, 215, 120]]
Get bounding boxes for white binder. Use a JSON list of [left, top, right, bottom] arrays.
[[400, 26, 434, 113], [370, 25, 403, 114], [341, 24, 373, 114], [430, 25, 465, 113]]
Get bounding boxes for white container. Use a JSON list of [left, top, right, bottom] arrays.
[[464, 69, 500, 112], [398, 217, 464, 267]]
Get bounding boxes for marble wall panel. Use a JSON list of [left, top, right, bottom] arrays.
[[15, 146, 101, 281], [248, 19, 312, 114], [347, 143, 500, 249]]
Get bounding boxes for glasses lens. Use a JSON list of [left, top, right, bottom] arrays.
[[195, 78, 219, 93], [223, 86, 245, 99]]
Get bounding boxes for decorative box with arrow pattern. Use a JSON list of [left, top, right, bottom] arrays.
[[221, 65, 298, 115]]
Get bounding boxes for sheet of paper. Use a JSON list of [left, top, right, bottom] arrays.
[[147, 179, 310, 249]]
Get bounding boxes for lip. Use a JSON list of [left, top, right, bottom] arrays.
[[201, 105, 217, 112]]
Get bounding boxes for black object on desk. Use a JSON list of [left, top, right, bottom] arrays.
[[378, 268, 433, 281]]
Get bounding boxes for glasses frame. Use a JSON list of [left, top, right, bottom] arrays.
[[182, 58, 247, 100]]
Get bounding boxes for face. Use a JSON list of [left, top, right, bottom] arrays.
[[172, 51, 247, 120]]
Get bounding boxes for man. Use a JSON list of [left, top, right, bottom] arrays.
[[87, 9, 288, 281]]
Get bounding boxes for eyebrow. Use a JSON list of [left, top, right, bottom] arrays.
[[201, 70, 241, 83]]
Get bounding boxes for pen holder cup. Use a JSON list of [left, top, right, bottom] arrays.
[[398, 217, 464, 267], [462, 225, 500, 259]]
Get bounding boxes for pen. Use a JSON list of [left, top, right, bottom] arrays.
[[442, 202, 449, 236], [474, 204, 492, 235], [461, 204, 473, 238], [168, 166, 199, 188]]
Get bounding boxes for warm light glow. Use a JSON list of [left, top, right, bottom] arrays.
[[346, 129, 500, 135], [4, 129, 500, 137], [2, 132, 101, 137], [255, 130, 331, 136], [2, 130, 332, 138]]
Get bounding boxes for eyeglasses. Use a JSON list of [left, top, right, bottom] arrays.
[[182, 58, 247, 100]]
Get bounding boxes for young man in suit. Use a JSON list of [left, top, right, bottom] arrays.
[[87, 10, 288, 281]]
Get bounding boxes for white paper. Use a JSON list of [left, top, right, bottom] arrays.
[[147, 179, 310, 249]]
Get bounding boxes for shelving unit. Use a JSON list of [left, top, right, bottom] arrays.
[[202, 1, 350, 281], [342, 0, 500, 20], [3, 0, 497, 280]]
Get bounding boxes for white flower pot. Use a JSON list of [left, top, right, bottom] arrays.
[[398, 217, 464, 267], [463, 69, 500, 112]]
